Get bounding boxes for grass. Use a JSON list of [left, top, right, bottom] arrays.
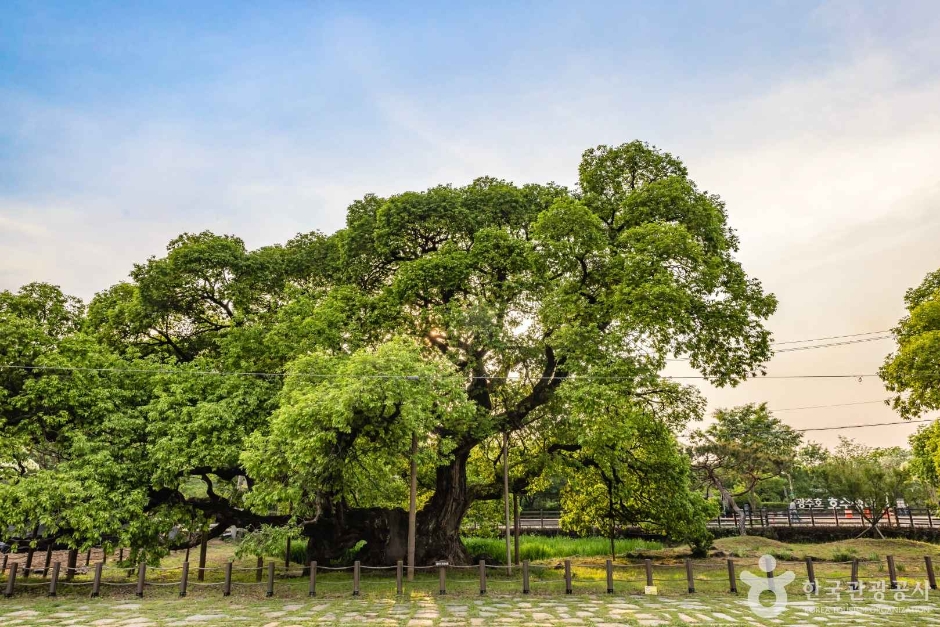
[[710, 536, 940, 562], [462, 535, 662, 564]]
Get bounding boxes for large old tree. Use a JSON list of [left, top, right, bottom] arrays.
[[0, 141, 776, 564]]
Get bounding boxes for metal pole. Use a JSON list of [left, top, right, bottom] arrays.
[[408, 432, 417, 583], [503, 432, 512, 576], [513, 493, 520, 566]]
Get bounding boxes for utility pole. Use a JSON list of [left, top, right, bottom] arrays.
[[408, 433, 418, 582], [503, 432, 512, 575]]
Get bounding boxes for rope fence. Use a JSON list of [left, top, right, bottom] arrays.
[[3, 552, 940, 599]]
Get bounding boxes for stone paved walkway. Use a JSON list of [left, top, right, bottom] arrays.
[[4, 595, 940, 626]]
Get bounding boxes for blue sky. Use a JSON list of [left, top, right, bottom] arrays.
[[2, 1, 939, 445]]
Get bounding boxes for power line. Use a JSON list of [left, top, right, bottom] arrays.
[[771, 399, 889, 412], [772, 330, 891, 345], [774, 336, 891, 353], [796, 419, 933, 433]]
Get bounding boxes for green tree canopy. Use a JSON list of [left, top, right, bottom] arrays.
[[0, 141, 776, 564], [880, 268, 940, 418]]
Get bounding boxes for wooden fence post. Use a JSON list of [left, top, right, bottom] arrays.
[[179, 561, 189, 597], [805, 557, 816, 593], [926, 556, 937, 590], [92, 562, 103, 598], [605, 559, 613, 594], [645, 559, 653, 587], [395, 561, 402, 595], [564, 559, 572, 594], [685, 558, 695, 593], [266, 561, 275, 597], [909, 508, 915, 528], [255, 556, 263, 582], [479, 560, 486, 595], [809, 507, 816, 527], [523, 560, 530, 594], [850, 558, 859, 590], [5, 562, 17, 598], [439, 563, 446, 595], [834, 508, 839, 527], [887, 555, 898, 590], [48, 562, 60, 597], [84, 549, 91, 567], [309, 561, 318, 597], [135, 562, 146, 598], [223, 562, 232, 597], [353, 560, 360, 596], [1, 553, 7, 574], [727, 559, 736, 593]]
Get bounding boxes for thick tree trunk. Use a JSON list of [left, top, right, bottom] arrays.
[[304, 445, 474, 566]]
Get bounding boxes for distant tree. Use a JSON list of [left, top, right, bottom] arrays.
[[908, 422, 940, 507], [814, 438, 916, 538], [689, 403, 802, 535], [880, 268, 940, 418]]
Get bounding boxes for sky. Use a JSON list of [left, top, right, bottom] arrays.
[[2, 0, 939, 448]]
